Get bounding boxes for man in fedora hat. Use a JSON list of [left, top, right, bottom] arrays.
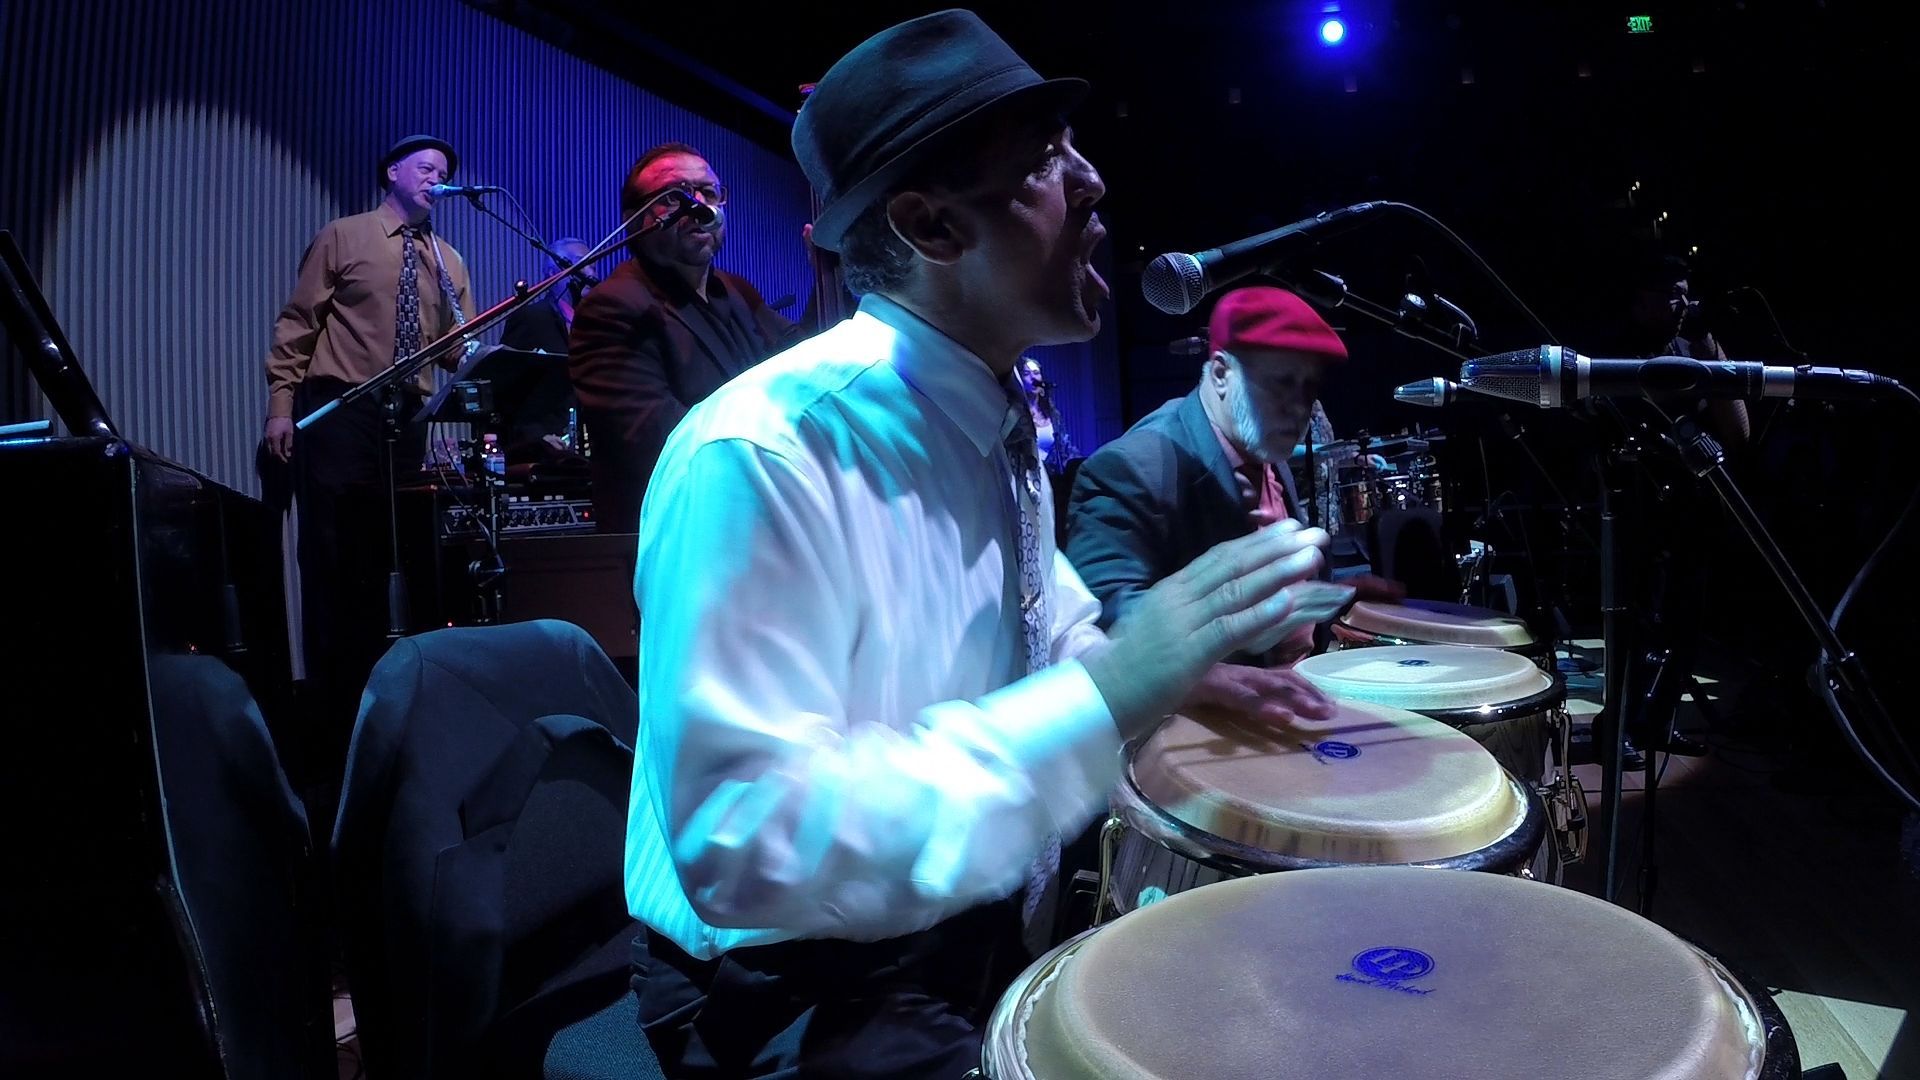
[[621, 12, 1344, 1077], [263, 134, 473, 740]]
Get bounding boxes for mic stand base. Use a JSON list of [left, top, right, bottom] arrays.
[[1667, 414, 1907, 803]]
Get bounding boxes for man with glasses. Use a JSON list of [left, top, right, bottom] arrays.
[[569, 142, 797, 534]]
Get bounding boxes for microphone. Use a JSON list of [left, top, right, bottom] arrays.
[[1142, 201, 1391, 315], [429, 183, 506, 197], [1458, 345, 1900, 408], [659, 191, 721, 230], [1168, 335, 1209, 357], [1394, 377, 1469, 408]]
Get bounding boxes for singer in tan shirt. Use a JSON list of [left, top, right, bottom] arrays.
[[263, 199, 473, 424]]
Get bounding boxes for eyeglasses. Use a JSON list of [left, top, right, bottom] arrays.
[[643, 183, 728, 211]]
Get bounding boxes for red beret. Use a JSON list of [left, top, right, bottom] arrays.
[[1207, 286, 1347, 364]]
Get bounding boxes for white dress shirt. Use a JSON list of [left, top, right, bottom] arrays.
[[624, 293, 1119, 960]]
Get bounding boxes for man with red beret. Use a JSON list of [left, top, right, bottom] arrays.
[[1069, 285, 1357, 672]]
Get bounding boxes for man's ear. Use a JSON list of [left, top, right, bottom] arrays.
[[886, 190, 972, 267], [1206, 351, 1234, 395]]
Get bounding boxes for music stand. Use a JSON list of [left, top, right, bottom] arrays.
[[414, 344, 564, 428]]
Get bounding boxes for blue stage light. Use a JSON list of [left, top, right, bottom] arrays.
[[1319, 17, 1347, 46]]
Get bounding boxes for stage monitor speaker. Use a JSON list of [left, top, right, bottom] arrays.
[[492, 532, 638, 660]]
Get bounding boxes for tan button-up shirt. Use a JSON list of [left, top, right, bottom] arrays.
[[265, 202, 474, 418]]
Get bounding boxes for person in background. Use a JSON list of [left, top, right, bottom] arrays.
[[1068, 286, 1392, 669], [501, 237, 593, 460], [1017, 355, 1079, 473], [262, 134, 473, 734], [567, 143, 796, 534]]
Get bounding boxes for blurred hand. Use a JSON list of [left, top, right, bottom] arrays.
[[1345, 574, 1407, 605], [1083, 521, 1333, 740], [263, 416, 295, 462], [1180, 663, 1337, 730]]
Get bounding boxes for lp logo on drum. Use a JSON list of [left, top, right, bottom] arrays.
[[1337, 947, 1437, 996], [1305, 740, 1361, 764]]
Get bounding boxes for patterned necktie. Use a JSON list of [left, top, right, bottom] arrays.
[[394, 225, 422, 366], [1004, 378, 1060, 954]]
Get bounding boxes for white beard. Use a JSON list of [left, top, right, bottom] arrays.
[[1228, 381, 1273, 463]]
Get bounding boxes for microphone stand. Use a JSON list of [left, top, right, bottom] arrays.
[[454, 191, 602, 293], [296, 193, 694, 639]]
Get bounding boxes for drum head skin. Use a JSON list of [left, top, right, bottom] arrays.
[[1130, 701, 1522, 864], [1295, 645, 1553, 712], [1021, 868, 1764, 1080], [1341, 599, 1536, 649]]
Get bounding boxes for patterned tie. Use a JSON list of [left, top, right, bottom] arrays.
[[394, 225, 422, 366], [1004, 378, 1060, 954]]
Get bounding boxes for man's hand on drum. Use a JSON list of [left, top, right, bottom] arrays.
[[1180, 663, 1337, 729], [1082, 521, 1343, 741]]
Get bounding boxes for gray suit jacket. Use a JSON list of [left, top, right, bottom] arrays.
[[1066, 388, 1303, 632]]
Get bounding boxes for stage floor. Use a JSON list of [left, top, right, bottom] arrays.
[[1558, 639, 1919, 1079]]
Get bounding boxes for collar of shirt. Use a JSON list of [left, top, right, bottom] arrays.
[[375, 201, 432, 238], [1207, 414, 1254, 472], [859, 293, 1014, 459]]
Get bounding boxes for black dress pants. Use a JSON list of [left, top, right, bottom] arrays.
[[633, 899, 1028, 1079], [291, 377, 426, 745]]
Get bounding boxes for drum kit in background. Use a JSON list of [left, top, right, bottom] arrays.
[[1302, 433, 1446, 539], [971, 600, 1799, 1079]]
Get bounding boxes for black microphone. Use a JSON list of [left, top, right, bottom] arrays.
[[1168, 335, 1209, 357], [662, 191, 721, 230], [429, 183, 506, 197], [1394, 377, 1469, 407], [1142, 201, 1391, 315], [1458, 345, 1900, 408]]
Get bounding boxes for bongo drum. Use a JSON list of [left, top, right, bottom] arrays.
[[1293, 644, 1564, 783], [1334, 598, 1549, 666], [1100, 700, 1545, 916], [979, 867, 1800, 1080]]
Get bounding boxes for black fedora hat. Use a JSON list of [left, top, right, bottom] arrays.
[[794, 9, 1087, 253], [378, 134, 459, 190]]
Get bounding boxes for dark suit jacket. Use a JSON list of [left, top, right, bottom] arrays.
[[332, 620, 642, 1079], [1066, 388, 1304, 632], [568, 257, 794, 534]]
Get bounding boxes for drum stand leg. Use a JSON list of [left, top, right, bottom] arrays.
[[1091, 817, 1125, 926], [1544, 707, 1589, 878], [1596, 456, 1637, 905]]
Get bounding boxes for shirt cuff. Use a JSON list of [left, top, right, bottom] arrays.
[[970, 658, 1122, 836], [268, 387, 295, 419]]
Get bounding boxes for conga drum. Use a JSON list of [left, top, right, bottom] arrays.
[[1102, 700, 1545, 916], [979, 868, 1800, 1080], [1293, 644, 1564, 783], [1334, 598, 1550, 667]]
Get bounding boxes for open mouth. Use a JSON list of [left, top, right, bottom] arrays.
[[1078, 220, 1110, 319]]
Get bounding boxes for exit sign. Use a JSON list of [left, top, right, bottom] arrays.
[[1627, 14, 1654, 33]]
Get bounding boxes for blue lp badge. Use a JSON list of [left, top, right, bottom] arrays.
[[1337, 947, 1437, 996], [1396, 658, 1433, 667], [1311, 740, 1360, 762]]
